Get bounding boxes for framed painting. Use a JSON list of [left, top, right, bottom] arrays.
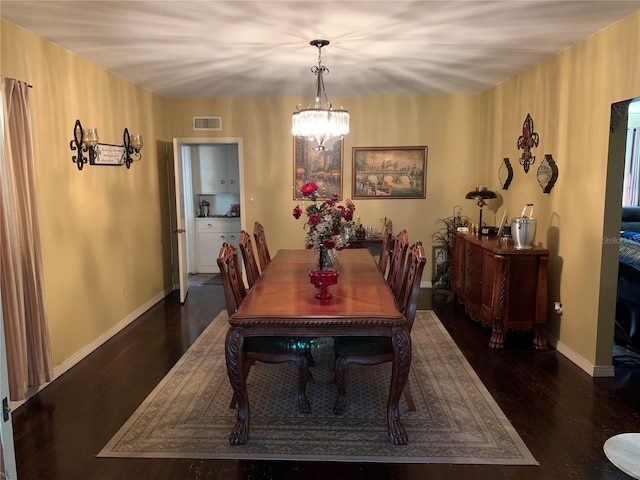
[[293, 137, 343, 200], [352, 146, 427, 199]]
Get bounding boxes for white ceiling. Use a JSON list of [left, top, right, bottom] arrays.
[[2, 1, 640, 99]]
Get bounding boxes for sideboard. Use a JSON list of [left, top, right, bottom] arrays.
[[450, 232, 549, 350]]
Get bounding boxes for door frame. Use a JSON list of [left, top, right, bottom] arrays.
[[171, 137, 245, 301]]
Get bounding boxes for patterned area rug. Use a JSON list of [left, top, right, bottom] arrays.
[[99, 311, 538, 464]]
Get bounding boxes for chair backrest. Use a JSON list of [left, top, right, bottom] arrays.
[[398, 241, 427, 331], [217, 242, 247, 315], [239, 230, 260, 288], [253, 221, 272, 272], [378, 219, 393, 276], [387, 229, 409, 301]]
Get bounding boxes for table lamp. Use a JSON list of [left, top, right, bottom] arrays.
[[465, 186, 497, 227]]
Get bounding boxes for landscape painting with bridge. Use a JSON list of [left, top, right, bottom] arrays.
[[352, 146, 427, 199], [293, 137, 343, 200]]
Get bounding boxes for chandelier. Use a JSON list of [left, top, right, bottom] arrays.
[[292, 39, 349, 151]]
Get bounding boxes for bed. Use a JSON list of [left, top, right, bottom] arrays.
[[616, 206, 640, 352]]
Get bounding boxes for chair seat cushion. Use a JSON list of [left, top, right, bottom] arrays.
[[245, 336, 311, 355], [333, 336, 392, 357]]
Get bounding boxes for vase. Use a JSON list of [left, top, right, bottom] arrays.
[[318, 245, 333, 270]]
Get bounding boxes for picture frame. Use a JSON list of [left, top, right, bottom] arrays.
[[432, 245, 447, 288], [497, 209, 509, 236], [352, 146, 427, 199], [90, 143, 125, 166], [293, 137, 343, 200]]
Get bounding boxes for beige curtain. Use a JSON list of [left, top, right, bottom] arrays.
[[0, 77, 53, 400]]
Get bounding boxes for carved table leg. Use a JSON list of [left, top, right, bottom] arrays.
[[388, 327, 411, 445], [489, 315, 506, 350], [225, 327, 249, 445]]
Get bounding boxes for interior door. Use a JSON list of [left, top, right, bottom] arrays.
[[0, 293, 18, 479], [172, 139, 189, 303]]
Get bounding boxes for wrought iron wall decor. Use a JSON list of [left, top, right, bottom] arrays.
[[536, 154, 558, 193], [70, 119, 142, 171], [498, 157, 514, 190], [516, 113, 539, 173]]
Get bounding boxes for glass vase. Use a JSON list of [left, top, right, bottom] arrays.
[[318, 245, 333, 270]]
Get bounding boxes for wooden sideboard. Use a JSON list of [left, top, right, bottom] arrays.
[[450, 232, 549, 350]]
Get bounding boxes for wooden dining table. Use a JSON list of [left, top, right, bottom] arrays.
[[225, 248, 411, 446]]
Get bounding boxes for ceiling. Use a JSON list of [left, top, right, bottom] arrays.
[[3, 1, 640, 99]]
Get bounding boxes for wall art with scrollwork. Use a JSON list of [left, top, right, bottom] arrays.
[[517, 113, 539, 173]]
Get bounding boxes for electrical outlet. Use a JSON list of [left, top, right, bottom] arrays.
[[554, 301, 563, 314]]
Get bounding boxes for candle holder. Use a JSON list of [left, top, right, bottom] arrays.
[[309, 270, 339, 300]]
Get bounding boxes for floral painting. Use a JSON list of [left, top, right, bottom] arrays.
[[293, 137, 343, 200], [352, 146, 427, 199]]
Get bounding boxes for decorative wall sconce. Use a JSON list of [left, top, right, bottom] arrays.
[[536, 154, 558, 193], [69, 119, 142, 171], [498, 157, 514, 190]]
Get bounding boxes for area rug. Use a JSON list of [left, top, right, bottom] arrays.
[[98, 311, 538, 465]]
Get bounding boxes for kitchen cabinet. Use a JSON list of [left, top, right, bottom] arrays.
[[450, 232, 549, 350], [196, 219, 240, 273], [196, 144, 239, 194]]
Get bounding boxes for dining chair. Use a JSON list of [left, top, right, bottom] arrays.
[[239, 230, 260, 288], [332, 241, 426, 415], [217, 242, 313, 413], [378, 219, 393, 277], [387, 229, 409, 302], [253, 221, 272, 272]]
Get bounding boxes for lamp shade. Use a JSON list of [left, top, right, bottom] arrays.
[[465, 186, 497, 201]]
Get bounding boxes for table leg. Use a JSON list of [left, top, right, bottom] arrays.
[[225, 327, 249, 445], [388, 326, 411, 445]]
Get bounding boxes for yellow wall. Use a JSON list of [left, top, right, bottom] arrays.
[[479, 12, 640, 367], [1, 20, 173, 366], [166, 94, 480, 254], [2, 11, 640, 376]]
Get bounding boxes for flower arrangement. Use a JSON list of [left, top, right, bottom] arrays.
[[292, 182, 356, 258]]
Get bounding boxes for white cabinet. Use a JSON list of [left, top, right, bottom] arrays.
[[196, 219, 240, 273], [196, 144, 239, 194]]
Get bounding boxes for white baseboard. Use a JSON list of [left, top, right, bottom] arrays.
[[546, 334, 615, 378], [12, 286, 174, 411]]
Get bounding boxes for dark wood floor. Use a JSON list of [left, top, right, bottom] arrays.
[[11, 285, 640, 480]]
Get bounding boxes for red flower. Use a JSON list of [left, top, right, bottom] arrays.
[[300, 182, 318, 196], [308, 213, 321, 226], [323, 238, 336, 250], [292, 205, 302, 219], [341, 209, 353, 222]]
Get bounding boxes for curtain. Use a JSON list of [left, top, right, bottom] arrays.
[[0, 77, 53, 400], [623, 127, 640, 206]]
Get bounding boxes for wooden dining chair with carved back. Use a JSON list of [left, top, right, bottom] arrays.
[[217, 242, 313, 413], [332, 241, 426, 415], [386, 229, 409, 302], [253, 221, 272, 272], [239, 230, 260, 289], [378, 219, 393, 277]]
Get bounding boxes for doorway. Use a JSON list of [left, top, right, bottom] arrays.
[[171, 138, 244, 303]]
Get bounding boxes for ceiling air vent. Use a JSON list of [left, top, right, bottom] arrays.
[[193, 116, 222, 131]]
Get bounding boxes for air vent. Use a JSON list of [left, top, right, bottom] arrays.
[[193, 116, 222, 131]]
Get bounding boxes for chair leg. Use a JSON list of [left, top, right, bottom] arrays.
[[403, 381, 416, 412], [333, 355, 347, 415], [296, 353, 311, 413]]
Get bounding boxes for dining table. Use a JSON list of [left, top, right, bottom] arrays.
[[225, 248, 411, 446]]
